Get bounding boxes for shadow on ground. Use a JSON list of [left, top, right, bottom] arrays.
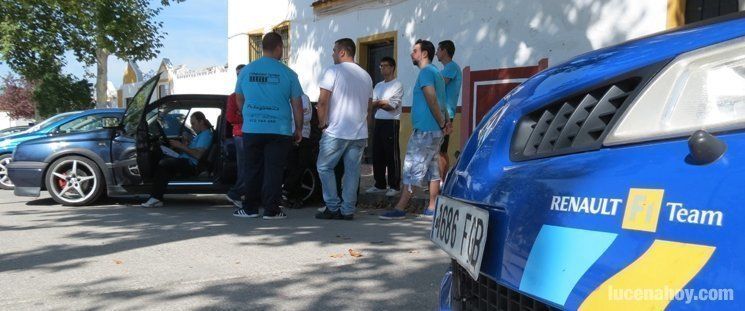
[[0, 194, 447, 310]]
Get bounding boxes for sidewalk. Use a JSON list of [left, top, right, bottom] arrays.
[[356, 164, 430, 213]]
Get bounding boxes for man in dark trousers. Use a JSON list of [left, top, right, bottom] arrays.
[[233, 32, 303, 220], [365, 56, 403, 197], [226, 64, 245, 209]]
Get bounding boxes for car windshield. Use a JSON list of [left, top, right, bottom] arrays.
[[24, 112, 77, 133]]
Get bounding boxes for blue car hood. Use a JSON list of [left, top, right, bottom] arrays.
[[443, 14, 745, 310]]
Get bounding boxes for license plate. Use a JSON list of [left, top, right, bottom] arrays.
[[431, 196, 489, 280]]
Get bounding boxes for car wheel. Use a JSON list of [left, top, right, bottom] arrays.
[[45, 156, 104, 206], [0, 154, 14, 190], [300, 167, 320, 202]]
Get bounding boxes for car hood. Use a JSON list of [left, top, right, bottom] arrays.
[[442, 14, 745, 310], [0, 132, 47, 153], [448, 15, 745, 206]]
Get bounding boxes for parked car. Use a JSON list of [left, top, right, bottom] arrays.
[[8, 73, 322, 206], [0, 109, 124, 190], [433, 13, 745, 310], [0, 125, 31, 137]]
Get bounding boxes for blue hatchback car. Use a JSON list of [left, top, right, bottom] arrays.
[[433, 13, 745, 310], [0, 109, 124, 190]]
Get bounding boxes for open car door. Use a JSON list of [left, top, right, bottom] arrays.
[[112, 73, 161, 186]]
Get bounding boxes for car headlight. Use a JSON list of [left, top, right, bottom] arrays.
[[606, 36, 745, 146]]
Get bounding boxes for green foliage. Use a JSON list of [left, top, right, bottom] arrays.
[[0, 0, 184, 80], [33, 73, 94, 118]]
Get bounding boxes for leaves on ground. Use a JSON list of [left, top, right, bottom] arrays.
[[348, 249, 363, 258], [330, 253, 345, 258], [113, 259, 123, 265]]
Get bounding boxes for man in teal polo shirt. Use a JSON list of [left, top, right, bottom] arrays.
[[437, 40, 462, 182], [380, 39, 451, 220], [233, 32, 304, 220]]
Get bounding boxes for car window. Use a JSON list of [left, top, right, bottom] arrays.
[[147, 107, 189, 137], [185, 108, 221, 133], [123, 74, 160, 137], [25, 112, 76, 133], [57, 114, 110, 134]]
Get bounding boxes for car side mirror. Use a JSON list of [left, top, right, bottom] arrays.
[[102, 117, 120, 129]]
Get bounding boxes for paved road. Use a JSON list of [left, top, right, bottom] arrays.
[[0, 192, 449, 310]]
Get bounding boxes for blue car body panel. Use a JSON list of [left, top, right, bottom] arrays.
[[439, 14, 745, 310], [0, 109, 124, 155]]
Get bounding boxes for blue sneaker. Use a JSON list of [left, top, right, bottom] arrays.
[[419, 208, 435, 219], [379, 209, 407, 220]]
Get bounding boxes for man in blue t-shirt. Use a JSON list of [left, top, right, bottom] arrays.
[[233, 32, 304, 220], [380, 39, 452, 221], [141, 111, 214, 208], [436, 40, 462, 184]]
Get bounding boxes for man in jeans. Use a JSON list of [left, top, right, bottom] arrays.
[[234, 32, 303, 220], [364, 56, 403, 197], [315, 38, 373, 220], [380, 39, 451, 220], [226, 64, 245, 209]]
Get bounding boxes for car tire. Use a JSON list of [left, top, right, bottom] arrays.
[[0, 153, 14, 190], [300, 167, 321, 203], [45, 156, 104, 206]]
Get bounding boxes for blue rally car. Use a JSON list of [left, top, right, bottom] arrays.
[[433, 13, 745, 310], [0, 109, 124, 190]]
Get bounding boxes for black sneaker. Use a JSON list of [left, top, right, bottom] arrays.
[[263, 210, 287, 220], [337, 213, 354, 220], [315, 208, 340, 219]]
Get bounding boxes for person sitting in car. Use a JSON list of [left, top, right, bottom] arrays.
[[141, 111, 214, 208]]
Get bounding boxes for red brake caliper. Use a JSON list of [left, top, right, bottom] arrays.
[[57, 170, 67, 189]]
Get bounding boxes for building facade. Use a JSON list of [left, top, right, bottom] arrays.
[[116, 59, 234, 108], [229, 0, 743, 157]]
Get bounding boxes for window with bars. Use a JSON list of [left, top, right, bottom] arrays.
[[275, 25, 290, 65], [249, 34, 263, 63]]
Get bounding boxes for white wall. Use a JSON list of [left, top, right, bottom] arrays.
[[228, 0, 296, 70], [172, 71, 235, 95], [228, 0, 668, 104], [0, 112, 33, 129]]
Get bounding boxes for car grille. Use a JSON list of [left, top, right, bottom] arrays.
[[510, 78, 641, 161], [452, 262, 559, 311]]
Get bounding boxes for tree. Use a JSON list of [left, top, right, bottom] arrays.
[[0, 1, 183, 107], [33, 73, 94, 118], [0, 74, 35, 120]]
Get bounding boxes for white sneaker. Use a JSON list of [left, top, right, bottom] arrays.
[[233, 208, 259, 218], [365, 187, 387, 194], [226, 195, 242, 209], [141, 197, 163, 208], [385, 188, 401, 197]]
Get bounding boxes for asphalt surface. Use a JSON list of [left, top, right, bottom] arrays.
[[0, 191, 450, 310]]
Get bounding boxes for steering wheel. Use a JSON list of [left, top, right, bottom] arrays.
[[148, 119, 170, 145]]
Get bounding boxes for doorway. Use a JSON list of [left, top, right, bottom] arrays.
[[358, 32, 396, 164]]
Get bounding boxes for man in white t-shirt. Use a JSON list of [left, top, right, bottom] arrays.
[[315, 38, 373, 220], [365, 56, 403, 197]]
